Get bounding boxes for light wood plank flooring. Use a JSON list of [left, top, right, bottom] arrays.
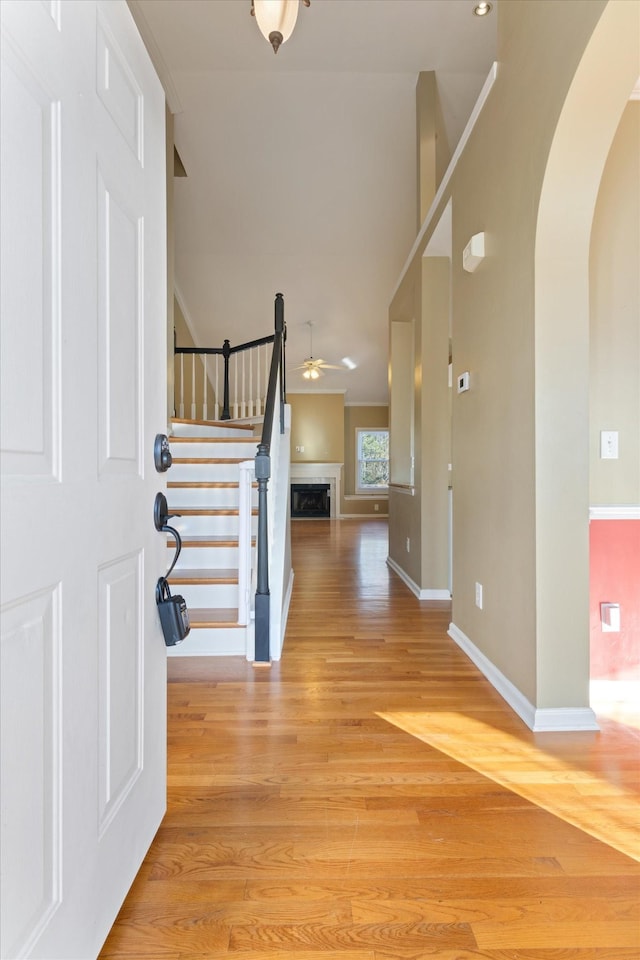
[[100, 518, 640, 959]]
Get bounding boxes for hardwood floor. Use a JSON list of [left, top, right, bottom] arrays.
[[100, 519, 640, 959]]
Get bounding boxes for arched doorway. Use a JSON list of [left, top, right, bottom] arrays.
[[534, 0, 640, 719]]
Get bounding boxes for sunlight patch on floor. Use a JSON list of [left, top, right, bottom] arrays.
[[377, 710, 640, 862], [591, 680, 640, 730]]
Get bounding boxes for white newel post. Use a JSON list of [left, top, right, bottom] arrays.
[[191, 354, 196, 420], [215, 355, 220, 421], [202, 354, 208, 420], [179, 353, 185, 418], [238, 460, 255, 627]]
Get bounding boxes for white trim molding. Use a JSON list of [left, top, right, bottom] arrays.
[[387, 557, 450, 601], [448, 623, 600, 732], [589, 505, 640, 520]]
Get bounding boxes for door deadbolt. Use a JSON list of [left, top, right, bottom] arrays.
[[154, 433, 172, 472]]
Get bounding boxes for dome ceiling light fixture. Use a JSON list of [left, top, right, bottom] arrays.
[[251, 0, 310, 55]]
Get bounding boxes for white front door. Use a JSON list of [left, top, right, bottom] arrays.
[[0, 2, 167, 957]]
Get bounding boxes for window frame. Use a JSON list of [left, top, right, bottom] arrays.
[[355, 427, 389, 495]]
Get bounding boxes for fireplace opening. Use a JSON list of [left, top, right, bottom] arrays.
[[291, 483, 330, 518]]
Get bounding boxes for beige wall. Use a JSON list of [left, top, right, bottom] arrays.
[[421, 257, 451, 593], [288, 394, 389, 517], [590, 101, 640, 505], [343, 405, 389, 517], [174, 298, 215, 421], [390, 0, 639, 712], [389, 272, 421, 581], [288, 393, 345, 463], [416, 72, 450, 227], [533, 0, 639, 710]]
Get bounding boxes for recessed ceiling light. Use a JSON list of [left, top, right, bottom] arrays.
[[473, 2, 492, 15]]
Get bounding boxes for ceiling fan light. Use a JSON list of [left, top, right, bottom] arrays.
[[253, 0, 299, 53], [303, 366, 319, 380]]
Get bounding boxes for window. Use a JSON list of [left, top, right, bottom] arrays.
[[356, 428, 389, 494]]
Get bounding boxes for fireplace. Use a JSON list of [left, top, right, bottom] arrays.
[[289, 462, 342, 519], [291, 483, 330, 518]]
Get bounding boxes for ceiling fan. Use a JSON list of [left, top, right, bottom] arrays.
[[293, 322, 343, 379]]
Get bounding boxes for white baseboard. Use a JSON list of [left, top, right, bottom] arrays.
[[387, 557, 450, 601], [274, 568, 295, 662], [341, 512, 388, 519], [448, 623, 600, 732], [532, 707, 600, 732], [589, 505, 640, 520]]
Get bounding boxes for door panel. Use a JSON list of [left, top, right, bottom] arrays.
[[0, 28, 59, 479], [0, 586, 61, 951], [0, 2, 167, 957]]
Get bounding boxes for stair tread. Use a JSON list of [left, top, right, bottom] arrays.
[[167, 535, 253, 547], [188, 607, 243, 628], [167, 481, 240, 488], [171, 417, 254, 432], [168, 507, 257, 516], [171, 436, 257, 444], [171, 457, 250, 464], [169, 568, 238, 584]]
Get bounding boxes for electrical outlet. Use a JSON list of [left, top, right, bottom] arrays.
[[475, 582, 483, 609], [295, 445, 304, 453], [406, 537, 410, 553]]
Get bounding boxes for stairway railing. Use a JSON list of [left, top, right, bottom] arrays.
[[174, 294, 287, 663], [254, 293, 287, 663], [175, 333, 276, 421]]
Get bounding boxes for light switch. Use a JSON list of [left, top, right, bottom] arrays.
[[600, 602, 620, 632], [600, 431, 619, 459]]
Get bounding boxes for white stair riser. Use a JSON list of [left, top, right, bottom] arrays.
[[169, 546, 245, 567], [167, 487, 256, 509], [171, 423, 253, 439], [172, 514, 257, 537], [169, 463, 248, 483], [172, 582, 239, 608], [165, 422, 260, 660], [166, 627, 249, 657], [170, 441, 257, 459]]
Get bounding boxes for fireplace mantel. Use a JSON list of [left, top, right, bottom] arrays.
[[289, 462, 343, 519]]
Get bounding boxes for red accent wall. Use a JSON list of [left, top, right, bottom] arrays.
[[590, 520, 640, 681]]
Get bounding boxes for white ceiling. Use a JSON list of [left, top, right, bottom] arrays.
[[131, 0, 497, 404]]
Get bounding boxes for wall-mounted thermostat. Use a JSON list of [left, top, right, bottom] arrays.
[[457, 371, 470, 393]]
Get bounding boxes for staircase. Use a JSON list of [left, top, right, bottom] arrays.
[[164, 418, 259, 658]]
